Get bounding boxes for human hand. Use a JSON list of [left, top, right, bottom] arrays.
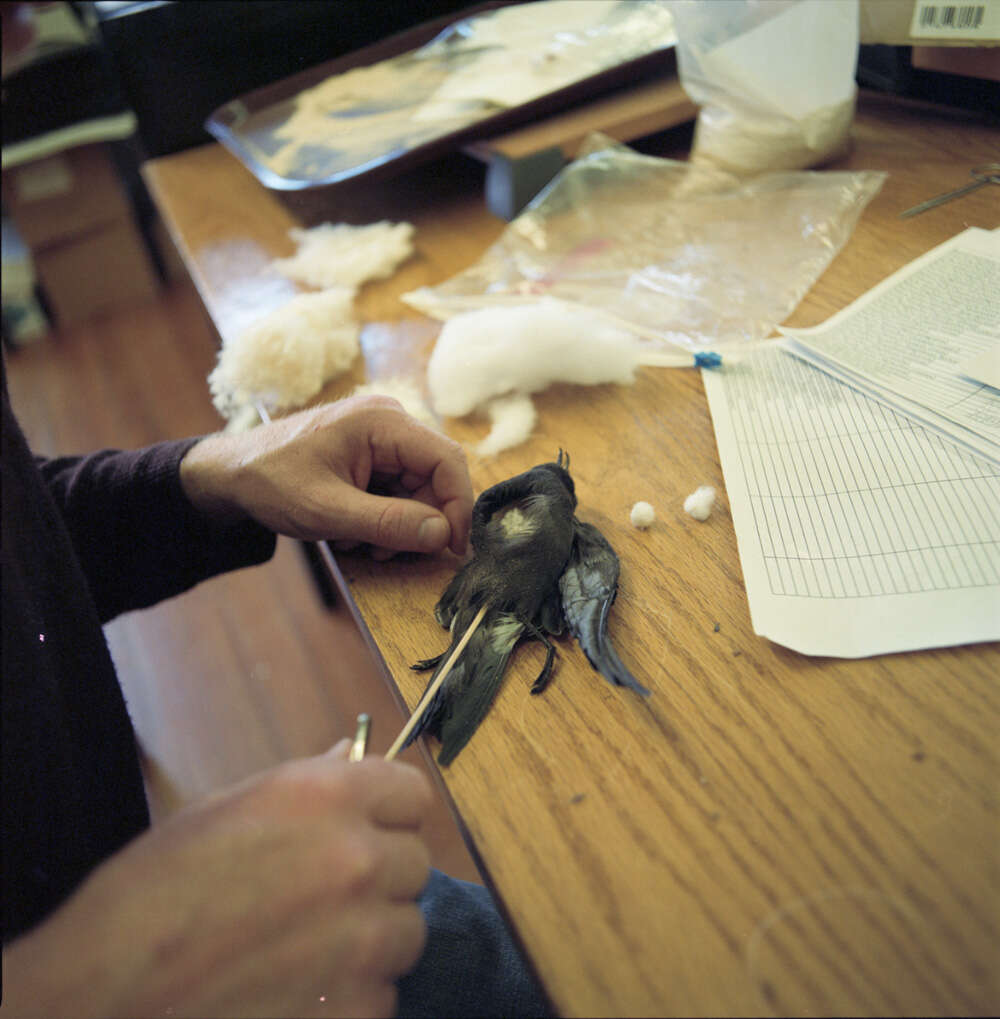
[[181, 395, 473, 558], [3, 742, 433, 1018]]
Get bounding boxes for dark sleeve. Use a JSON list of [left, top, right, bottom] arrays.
[[36, 440, 276, 622]]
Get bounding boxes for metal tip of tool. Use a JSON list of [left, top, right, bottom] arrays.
[[349, 713, 371, 762]]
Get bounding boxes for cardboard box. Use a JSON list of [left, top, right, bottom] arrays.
[[2, 142, 160, 327], [860, 0, 1000, 46], [911, 44, 1000, 78], [1, 143, 130, 249], [32, 217, 159, 327]]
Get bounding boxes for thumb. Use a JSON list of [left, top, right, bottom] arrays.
[[336, 490, 452, 554], [328, 739, 352, 760]]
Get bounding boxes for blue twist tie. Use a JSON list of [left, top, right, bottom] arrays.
[[694, 351, 723, 369]]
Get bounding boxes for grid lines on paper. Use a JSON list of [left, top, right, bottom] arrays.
[[726, 350, 1000, 599]]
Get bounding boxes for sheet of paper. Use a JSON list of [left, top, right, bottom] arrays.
[[779, 227, 1000, 465], [959, 344, 1000, 391], [702, 345, 1000, 658]]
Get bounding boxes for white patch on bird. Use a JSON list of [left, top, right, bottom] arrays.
[[496, 506, 537, 540], [490, 615, 523, 651]]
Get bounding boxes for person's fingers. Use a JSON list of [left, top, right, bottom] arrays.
[[328, 739, 352, 760], [349, 902, 427, 981], [346, 757, 433, 830], [376, 830, 431, 902], [398, 476, 472, 557], [324, 487, 454, 554], [365, 422, 473, 556]]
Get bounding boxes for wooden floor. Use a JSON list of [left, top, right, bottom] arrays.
[[4, 279, 479, 882]]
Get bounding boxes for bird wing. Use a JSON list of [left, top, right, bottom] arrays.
[[404, 608, 524, 765], [559, 519, 650, 697], [433, 558, 474, 629]]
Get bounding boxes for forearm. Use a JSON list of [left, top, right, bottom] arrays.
[[39, 442, 275, 621], [178, 431, 254, 523]]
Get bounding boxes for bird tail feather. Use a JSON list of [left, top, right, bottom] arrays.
[[402, 609, 524, 764]]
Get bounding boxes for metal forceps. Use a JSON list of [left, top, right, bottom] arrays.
[[900, 163, 1000, 218]]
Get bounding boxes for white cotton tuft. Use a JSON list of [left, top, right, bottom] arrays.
[[350, 377, 439, 432], [208, 288, 359, 419], [426, 298, 655, 418], [272, 221, 416, 290], [684, 485, 717, 521], [630, 501, 656, 529], [222, 402, 262, 435], [475, 393, 537, 456]]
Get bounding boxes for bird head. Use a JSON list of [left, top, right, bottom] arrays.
[[527, 448, 576, 506]]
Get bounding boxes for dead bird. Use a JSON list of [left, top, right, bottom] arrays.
[[405, 451, 646, 765], [404, 451, 577, 764]]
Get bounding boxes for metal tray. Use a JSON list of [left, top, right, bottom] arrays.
[[205, 1, 676, 193]]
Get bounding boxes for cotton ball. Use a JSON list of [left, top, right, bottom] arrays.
[[272, 221, 415, 290], [475, 393, 537, 456], [684, 485, 716, 521], [426, 298, 646, 418], [630, 501, 656, 529], [208, 288, 359, 419]]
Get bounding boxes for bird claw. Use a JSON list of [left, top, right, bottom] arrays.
[[529, 643, 557, 695], [411, 654, 443, 672]]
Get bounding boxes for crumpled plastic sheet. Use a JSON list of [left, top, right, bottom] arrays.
[[404, 134, 885, 351]]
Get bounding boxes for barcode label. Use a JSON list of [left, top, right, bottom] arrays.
[[910, 1, 1000, 38]]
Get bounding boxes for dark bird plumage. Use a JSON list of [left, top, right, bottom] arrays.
[[559, 520, 650, 697], [405, 451, 647, 765]]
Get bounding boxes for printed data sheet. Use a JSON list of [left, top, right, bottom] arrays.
[[780, 228, 1000, 465], [702, 345, 1000, 657]]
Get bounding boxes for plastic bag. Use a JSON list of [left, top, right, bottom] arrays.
[[668, 0, 859, 174], [403, 134, 884, 351]]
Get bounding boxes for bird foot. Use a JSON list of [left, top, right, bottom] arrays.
[[529, 646, 557, 695]]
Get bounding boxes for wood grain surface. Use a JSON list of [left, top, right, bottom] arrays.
[[144, 91, 1000, 1017]]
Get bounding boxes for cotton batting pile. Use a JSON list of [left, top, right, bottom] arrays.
[[424, 297, 679, 455], [208, 288, 358, 420], [272, 222, 415, 290], [208, 221, 417, 425]]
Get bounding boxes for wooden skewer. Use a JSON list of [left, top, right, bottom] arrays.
[[385, 603, 489, 761]]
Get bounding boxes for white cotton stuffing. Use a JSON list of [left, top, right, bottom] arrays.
[[209, 288, 359, 419], [272, 221, 416, 290], [222, 402, 263, 434], [630, 501, 656, 529], [684, 485, 717, 521], [426, 298, 672, 419], [475, 393, 538, 457]]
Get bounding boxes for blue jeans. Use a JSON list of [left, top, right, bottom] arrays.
[[397, 869, 554, 1018]]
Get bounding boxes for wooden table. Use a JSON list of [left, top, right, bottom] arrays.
[[145, 91, 1000, 1017]]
